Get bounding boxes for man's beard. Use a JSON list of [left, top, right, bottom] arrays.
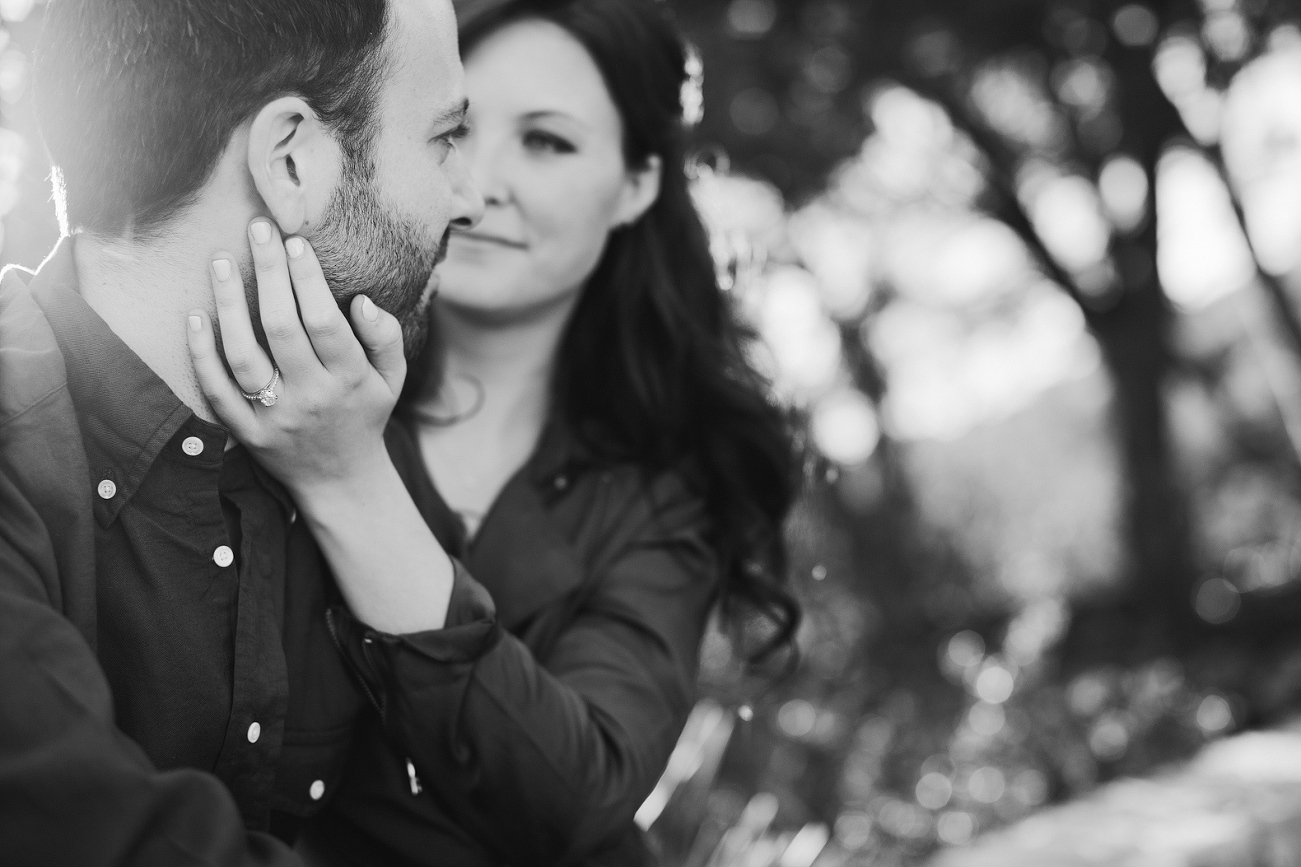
[[309, 158, 448, 361]]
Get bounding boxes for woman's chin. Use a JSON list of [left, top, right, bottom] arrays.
[[437, 277, 503, 309], [435, 284, 521, 320]]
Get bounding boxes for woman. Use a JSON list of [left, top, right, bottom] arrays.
[[198, 0, 799, 863]]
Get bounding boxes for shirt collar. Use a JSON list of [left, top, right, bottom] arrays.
[[28, 236, 208, 525]]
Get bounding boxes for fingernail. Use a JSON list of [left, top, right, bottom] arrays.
[[286, 237, 305, 259], [362, 297, 379, 322], [188, 314, 203, 333], [251, 221, 272, 244], [211, 258, 231, 281]]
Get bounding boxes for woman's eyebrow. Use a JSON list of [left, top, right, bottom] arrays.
[[520, 108, 589, 128]]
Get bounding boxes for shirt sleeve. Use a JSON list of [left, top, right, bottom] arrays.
[[0, 476, 302, 867], [322, 472, 716, 866]]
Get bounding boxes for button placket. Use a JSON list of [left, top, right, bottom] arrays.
[[202, 446, 291, 822]]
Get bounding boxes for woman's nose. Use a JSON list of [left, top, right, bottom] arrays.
[[462, 135, 509, 207], [447, 141, 485, 229]]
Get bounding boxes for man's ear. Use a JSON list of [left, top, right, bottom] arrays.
[[246, 96, 340, 235], [612, 154, 663, 229]]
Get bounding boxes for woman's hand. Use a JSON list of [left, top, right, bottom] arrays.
[[187, 218, 453, 634], [185, 218, 406, 496]]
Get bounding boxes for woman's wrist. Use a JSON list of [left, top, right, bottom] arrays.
[[293, 454, 456, 634], [285, 444, 401, 515]]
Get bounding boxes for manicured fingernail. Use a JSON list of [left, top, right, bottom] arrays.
[[362, 297, 379, 322], [251, 221, 272, 244], [286, 237, 305, 259], [211, 258, 231, 281], [188, 314, 203, 333]]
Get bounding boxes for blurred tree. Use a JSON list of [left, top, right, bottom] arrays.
[[671, 0, 1301, 660]]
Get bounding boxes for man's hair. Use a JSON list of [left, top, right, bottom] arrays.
[[33, 0, 391, 239]]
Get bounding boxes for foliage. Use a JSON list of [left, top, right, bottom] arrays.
[[640, 0, 1301, 864]]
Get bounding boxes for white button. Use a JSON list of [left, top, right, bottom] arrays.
[[97, 480, 117, 500], [182, 436, 205, 457], [213, 545, 234, 568], [247, 721, 261, 744], [554, 475, 568, 490], [309, 779, 325, 801]]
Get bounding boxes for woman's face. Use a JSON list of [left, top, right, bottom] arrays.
[[435, 18, 660, 322]]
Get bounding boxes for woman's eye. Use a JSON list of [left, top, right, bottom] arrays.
[[522, 130, 576, 154]]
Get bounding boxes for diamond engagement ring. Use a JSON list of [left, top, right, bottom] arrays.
[[241, 368, 281, 407]]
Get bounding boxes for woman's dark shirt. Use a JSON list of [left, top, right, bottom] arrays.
[[300, 419, 719, 866]]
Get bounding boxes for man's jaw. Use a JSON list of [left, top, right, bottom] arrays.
[[433, 227, 452, 267]]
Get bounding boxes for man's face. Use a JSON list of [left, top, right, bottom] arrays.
[[308, 0, 482, 360]]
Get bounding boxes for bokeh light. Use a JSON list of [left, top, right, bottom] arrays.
[[1222, 43, 1301, 275], [1156, 147, 1256, 310], [1112, 5, 1160, 48], [810, 388, 880, 467], [1098, 155, 1149, 234]]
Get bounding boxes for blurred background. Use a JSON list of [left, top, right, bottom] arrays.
[[7, 0, 1301, 864]]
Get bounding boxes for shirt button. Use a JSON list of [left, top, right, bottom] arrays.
[[213, 545, 234, 568], [553, 475, 569, 491], [97, 480, 117, 500], [181, 436, 205, 457], [247, 721, 261, 744], [309, 779, 326, 801]]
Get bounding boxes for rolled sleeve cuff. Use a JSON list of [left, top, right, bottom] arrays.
[[394, 558, 499, 658], [328, 559, 501, 709]]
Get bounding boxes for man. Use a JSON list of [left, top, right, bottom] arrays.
[[0, 0, 491, 862]]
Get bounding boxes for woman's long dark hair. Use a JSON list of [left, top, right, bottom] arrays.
[[457, 0, 800, 659]]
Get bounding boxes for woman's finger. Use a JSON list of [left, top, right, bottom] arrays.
[[349, 295, 408, 397], [284, 236, 366, 373], [248, 219, 318, 378], [185, 309, 259, 435], [209, 252, 278, 397]]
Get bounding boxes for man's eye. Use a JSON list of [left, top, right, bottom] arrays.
[[433, 122, 471, 149], [522, 130, 575, 154]]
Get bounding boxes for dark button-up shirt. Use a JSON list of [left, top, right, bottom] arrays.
[[0, 240, 496, 865], [28, 242, 366, 830]]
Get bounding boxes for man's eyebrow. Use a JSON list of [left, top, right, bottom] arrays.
[[430, 98, 470, 133]]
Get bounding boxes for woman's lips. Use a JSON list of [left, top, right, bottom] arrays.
[[450, 229, 527, 249]]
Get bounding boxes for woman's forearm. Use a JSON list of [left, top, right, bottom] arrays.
[[293, 456, 454, 635]]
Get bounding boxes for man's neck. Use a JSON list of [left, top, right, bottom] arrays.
[[73, 231, 228, 424]]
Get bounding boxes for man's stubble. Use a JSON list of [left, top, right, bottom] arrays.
[[238, 153, 449, 364]]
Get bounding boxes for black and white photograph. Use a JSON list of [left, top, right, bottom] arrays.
[[5, 0, 1301, 865]]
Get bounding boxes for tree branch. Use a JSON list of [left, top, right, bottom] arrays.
[[895, 74, 1093, 311]]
